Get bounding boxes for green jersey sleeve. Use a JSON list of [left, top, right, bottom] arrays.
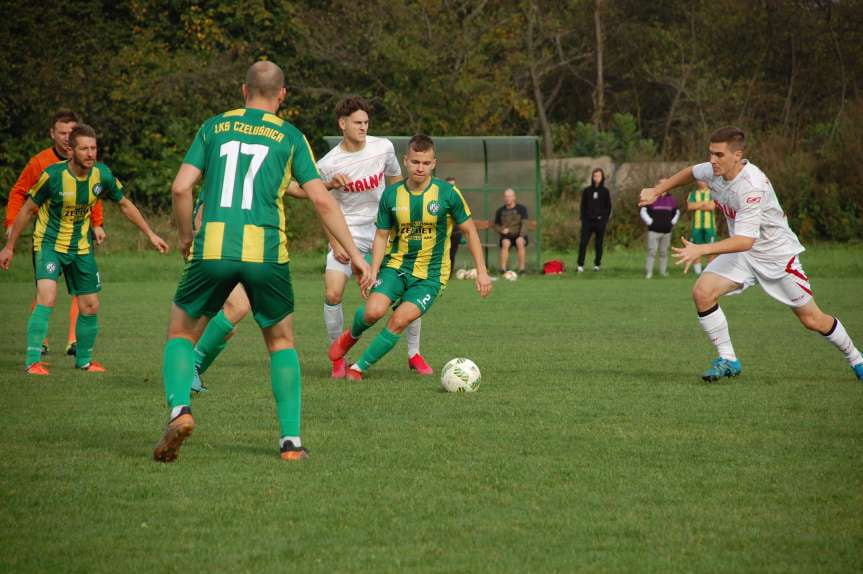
[[289, 134, 321, 185], [99, 166, 125, 202], [376, 189, 395, 229], [183, 125, 208, 170], [28, 171, 52, 206], [448, 186, 471, 225]]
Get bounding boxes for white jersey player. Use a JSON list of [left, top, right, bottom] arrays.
[[318, 97, 432, 378], [639, 126, 863, 382]]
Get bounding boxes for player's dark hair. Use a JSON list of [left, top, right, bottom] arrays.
[[68, 124, 97, 148], [51, 109, 80, 128], [445, 176, 456, 183], [408, 134, 435, 154], [710, 126, 746, 151], [335, 96, 372, 120], [245, 61, 285, 99]]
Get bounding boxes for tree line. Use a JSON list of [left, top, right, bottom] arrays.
[[2, 0, 861, 241]]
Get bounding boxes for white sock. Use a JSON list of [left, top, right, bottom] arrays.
[[694, 261, 702, 274], [280, 436, 301, 448], [323, 302, 343, 343], [405, 317, 422, 357], [170, 405, 188, 420], [350, 363, 364, 372], [698, 306, 737, 361], [822, 317, 863, 366]]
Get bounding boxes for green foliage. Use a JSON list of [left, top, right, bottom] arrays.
[[570, 114, 656, 162]]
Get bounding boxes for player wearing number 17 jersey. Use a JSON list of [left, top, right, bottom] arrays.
[[153, 61, 371, 463], [639, 126, 863, 382]]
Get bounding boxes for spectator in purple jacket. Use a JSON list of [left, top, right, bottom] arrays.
[[640, 186, 679, 278]]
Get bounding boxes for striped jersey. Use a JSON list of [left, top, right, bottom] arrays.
[[28, 161, 123, 254], [687, 188, 716, 232], [184, 107, 321, 263], [376, 177, 471, 285]]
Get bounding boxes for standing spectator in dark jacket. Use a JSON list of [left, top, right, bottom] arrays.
[[446, 177, 462, 278], [640, 189, 679, 278], [577, 168, 612, 272]]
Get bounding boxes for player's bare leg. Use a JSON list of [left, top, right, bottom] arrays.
[[154, 304, 207, 462], [262, 314, 308, 460], [793, 300, 863, 380], [692, 272, 744, 381]]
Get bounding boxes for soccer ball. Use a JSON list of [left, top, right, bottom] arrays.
[[503, 270, 518, 281], [440, 358, 481, 393], [466, 268, 478, 279], [455, 268, 467, 280]]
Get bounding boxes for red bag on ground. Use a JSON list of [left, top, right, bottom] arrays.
[[543, 260, 565, 275]]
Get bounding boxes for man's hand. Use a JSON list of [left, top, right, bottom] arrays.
[[0, 246, 13, 270], [501, 227, 510, 235], [92, 226, 107, 245], [671, 237, 704, 274], [149, 232, 169, 254], [475, 270, 493, 298], [325, 173, 351, 191], [350, 255, 373, 294], [180, 236, 193, 259], [331, 241, 350, 264], [638, 187, 662, 207]]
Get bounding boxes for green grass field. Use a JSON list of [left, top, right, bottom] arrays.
[[1, 247, 862, 573]]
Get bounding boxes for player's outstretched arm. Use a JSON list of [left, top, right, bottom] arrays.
[[303, 178, 372, 290], [458, 219, 492, 298], [117, 198, 168, 253], [171, 163, 201, 258], [639, 166, 696, 206], [0, 197, 38, 270], [672, 235, 755, 273]]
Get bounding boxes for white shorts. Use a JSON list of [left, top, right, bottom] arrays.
[[705, 252, 813, 307], [325, 222, 375, 277]]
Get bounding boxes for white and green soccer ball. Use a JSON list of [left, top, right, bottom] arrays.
[[440, 358, 481, 393]]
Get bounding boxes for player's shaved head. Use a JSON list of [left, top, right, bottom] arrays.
[[245, 61, 285, 99], [710, 126, 746, 152]]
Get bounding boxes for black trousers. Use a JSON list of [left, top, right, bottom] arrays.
[[577, 219, 607, 267], [448, 230, 462, 277]]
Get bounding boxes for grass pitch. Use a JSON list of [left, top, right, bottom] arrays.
[[1, 247, 861, 573]]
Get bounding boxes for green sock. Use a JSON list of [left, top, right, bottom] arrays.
[[26, 304, 53, 366], [194, 310, 234, 375], [74, 314, 99, 368], [271, 348, 301, 438], [350, 306, 372, 338], [163, 338, 195, 408], [356, 328, 401, 371]]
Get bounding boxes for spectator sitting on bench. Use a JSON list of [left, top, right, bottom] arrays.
[[493, 188, 529, 273]]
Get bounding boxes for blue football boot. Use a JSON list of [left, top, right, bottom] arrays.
[[191, 366, 207, 394], [702, 357, 742, 382], [852, 363, 863, 381]]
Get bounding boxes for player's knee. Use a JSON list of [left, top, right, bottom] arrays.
[[515, 237, 526, 247], [363, 305, 386, 325], [324, 288, 343, 306], [78, 298, 99, 314], [691, 282, 714, 307], [796, 310, 824, 332], [501, 239, 512, 249]]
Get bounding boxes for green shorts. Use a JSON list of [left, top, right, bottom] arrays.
[[33, 249, 101, 295], [174, 259, 294, 328], [372, 267, 442, 316], [690, 228, 717, 244]]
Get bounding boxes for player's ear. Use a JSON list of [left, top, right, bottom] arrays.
[[241, 83, 249, 101]]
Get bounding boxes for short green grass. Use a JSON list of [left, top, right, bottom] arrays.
[[1, 247, 861, 573]]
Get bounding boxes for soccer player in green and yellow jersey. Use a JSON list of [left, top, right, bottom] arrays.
[[328, 134, 492, 380], [0, 124, 169, 374], [153, 61, 371, 463], [687, 179, 718, 274]]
